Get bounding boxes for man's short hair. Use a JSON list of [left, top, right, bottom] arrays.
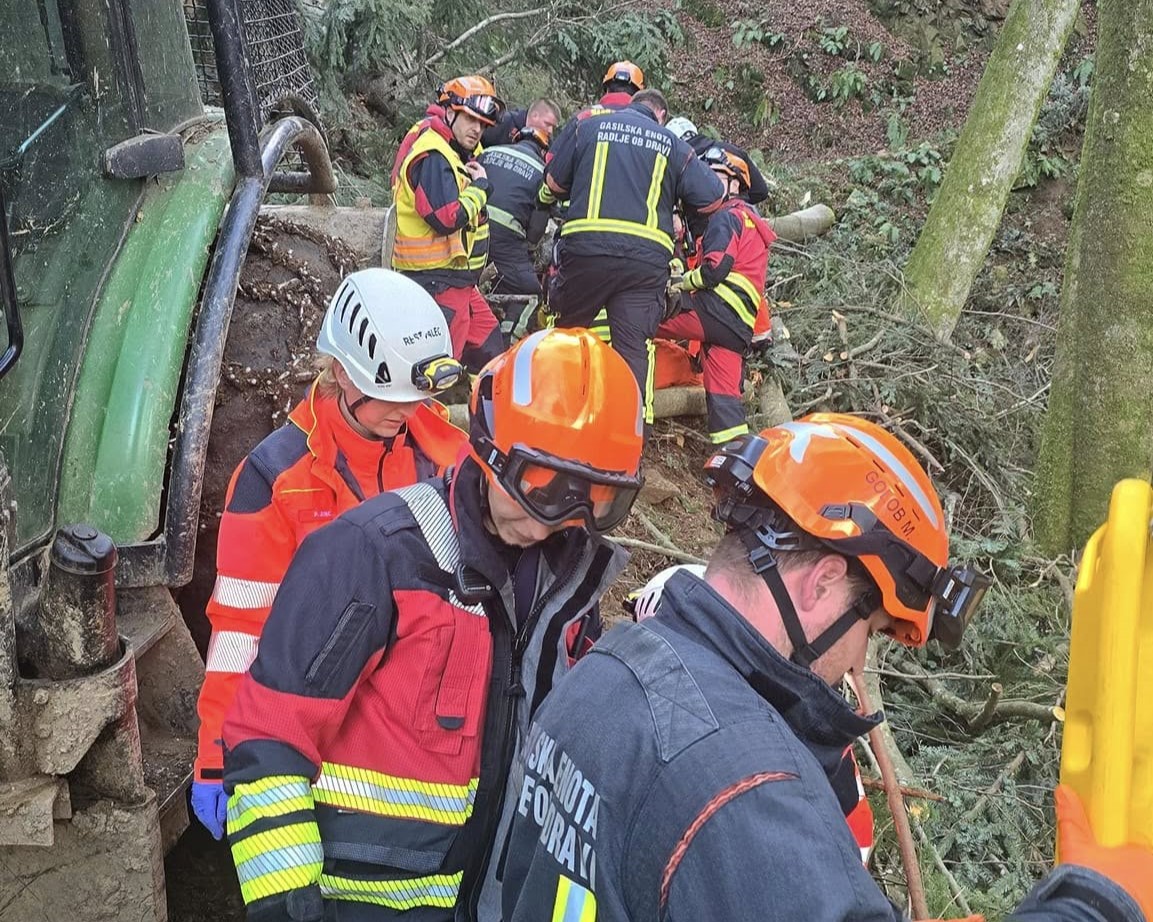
[[705, 531, 873, 604], [528, 97, 562, 123], [632, 88, 669, 119]]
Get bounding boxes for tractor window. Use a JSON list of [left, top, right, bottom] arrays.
[[0, 0, 143, 555]]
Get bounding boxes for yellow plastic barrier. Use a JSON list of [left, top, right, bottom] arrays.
[[1060, 478, 1153, 848]]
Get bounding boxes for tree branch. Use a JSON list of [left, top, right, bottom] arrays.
[[608, 536, 707, 565], [418, 8, 547, 73], [896, 665, 1062, 734], [849, 670, 929, 920]]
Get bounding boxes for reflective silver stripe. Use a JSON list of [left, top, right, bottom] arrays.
[[211, 575, 280, 609], [487, 205, 527, 237], [393, 483, 485, 614], [512, 329, 548, 407], [206, 630, 260, 674]]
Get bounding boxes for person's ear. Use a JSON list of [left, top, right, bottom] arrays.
[[801, 554, 850, 609]]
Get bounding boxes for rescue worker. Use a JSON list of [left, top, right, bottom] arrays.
[[391, 76, 505, 371], [477, 124, 552, 343], [221, 329, 645, 922], [544, 87, 725, 428], [480, 97, 562, 150], [499, 414, 1153, 922], [624, 562, 876, 864], [551, 60, 647, 148], [666, 115, 771, 206], [661, 146, 775, 444], [189, 269, 467, 840]]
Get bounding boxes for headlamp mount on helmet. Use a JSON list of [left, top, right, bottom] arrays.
[[412, 354, 464, 394]]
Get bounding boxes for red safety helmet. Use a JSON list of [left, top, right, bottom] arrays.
[[705, 413, 988, 663], [470, 329, 644, 533], [602, 61, 645, 93], [439, 75, 505, 126], [702, 145, 752, 192]]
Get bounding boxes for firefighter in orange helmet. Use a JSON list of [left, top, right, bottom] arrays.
[[391, 76, 507, 371], [497, 416, 1046, 922], [221, 330, 645, 921]]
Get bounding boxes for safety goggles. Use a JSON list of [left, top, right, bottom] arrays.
[[481, 442, 642, 533], [818, 503, 990, 649], [449, 93, 504, 124], [412, 354, 464, 394]]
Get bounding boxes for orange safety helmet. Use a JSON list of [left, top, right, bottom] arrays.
[[705, 413, 988, 663], [513, 126, 551, 152], [602, 60, 645, 93], [470, 329, 645, 533], [702, 145, 752, 192], [439, 75, 505, 126]]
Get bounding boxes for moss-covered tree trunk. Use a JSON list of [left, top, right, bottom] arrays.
[[898, 0, 1079, 340], [1034, 0, 1153, 553]]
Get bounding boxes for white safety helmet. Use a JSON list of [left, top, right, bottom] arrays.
[[665, 117, 698, 141], [316, 268, 463, 403], [626, 563, 707, 621]]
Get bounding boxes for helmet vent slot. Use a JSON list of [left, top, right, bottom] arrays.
[[358, 317, 370, 346], [367, 333, 377, 359], [348, 301, 362, 330]]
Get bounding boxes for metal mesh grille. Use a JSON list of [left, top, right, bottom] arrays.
[[183, 0, 317, 119]]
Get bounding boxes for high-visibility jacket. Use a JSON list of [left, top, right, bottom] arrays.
[[392, 113, 490, 286], [545, 101, 725, 270], [221, 458, 626, 921], [193, 385, 465, 782], [683, 196, 776, 351]]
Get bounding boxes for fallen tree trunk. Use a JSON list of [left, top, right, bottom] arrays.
[[767, 204, 836, 242]]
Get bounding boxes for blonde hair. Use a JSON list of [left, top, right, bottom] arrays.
[[313, 354, 341, 398]]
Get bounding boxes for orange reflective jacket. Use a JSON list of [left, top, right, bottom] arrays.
[[194, 384, 466, 780]]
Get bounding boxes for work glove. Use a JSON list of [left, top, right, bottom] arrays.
[[191, 779, 229, 840], [1056, 783, 1153, 919], [678, 267, 706, 292]]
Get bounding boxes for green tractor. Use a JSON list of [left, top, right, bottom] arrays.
[[0, 1, 335, 917]]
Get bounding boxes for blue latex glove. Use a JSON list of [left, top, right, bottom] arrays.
[[191, 780, 228, 840]]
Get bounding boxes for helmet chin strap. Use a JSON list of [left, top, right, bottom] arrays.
[[340, 392, 391, 442], [738, 529, 872, 669]]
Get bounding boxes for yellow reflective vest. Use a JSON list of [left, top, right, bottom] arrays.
[[392, 124, 489, 274]]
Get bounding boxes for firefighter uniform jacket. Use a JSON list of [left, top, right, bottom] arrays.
[[221, 457, 627, 922], [194, 386, 465, 783], [477, 137, 550, 294], [685, 197, 776, 352], [499, 571, 1145, 922], [546, 101, 724, 271], [548, 91, 635, 161], [480, 107, 527, 149], [391, 110, 491, 289]]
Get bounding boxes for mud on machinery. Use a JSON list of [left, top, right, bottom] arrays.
[[0, 1, 338, 917]]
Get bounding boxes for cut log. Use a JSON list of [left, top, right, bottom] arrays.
[[767, 204, 836, 242]]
